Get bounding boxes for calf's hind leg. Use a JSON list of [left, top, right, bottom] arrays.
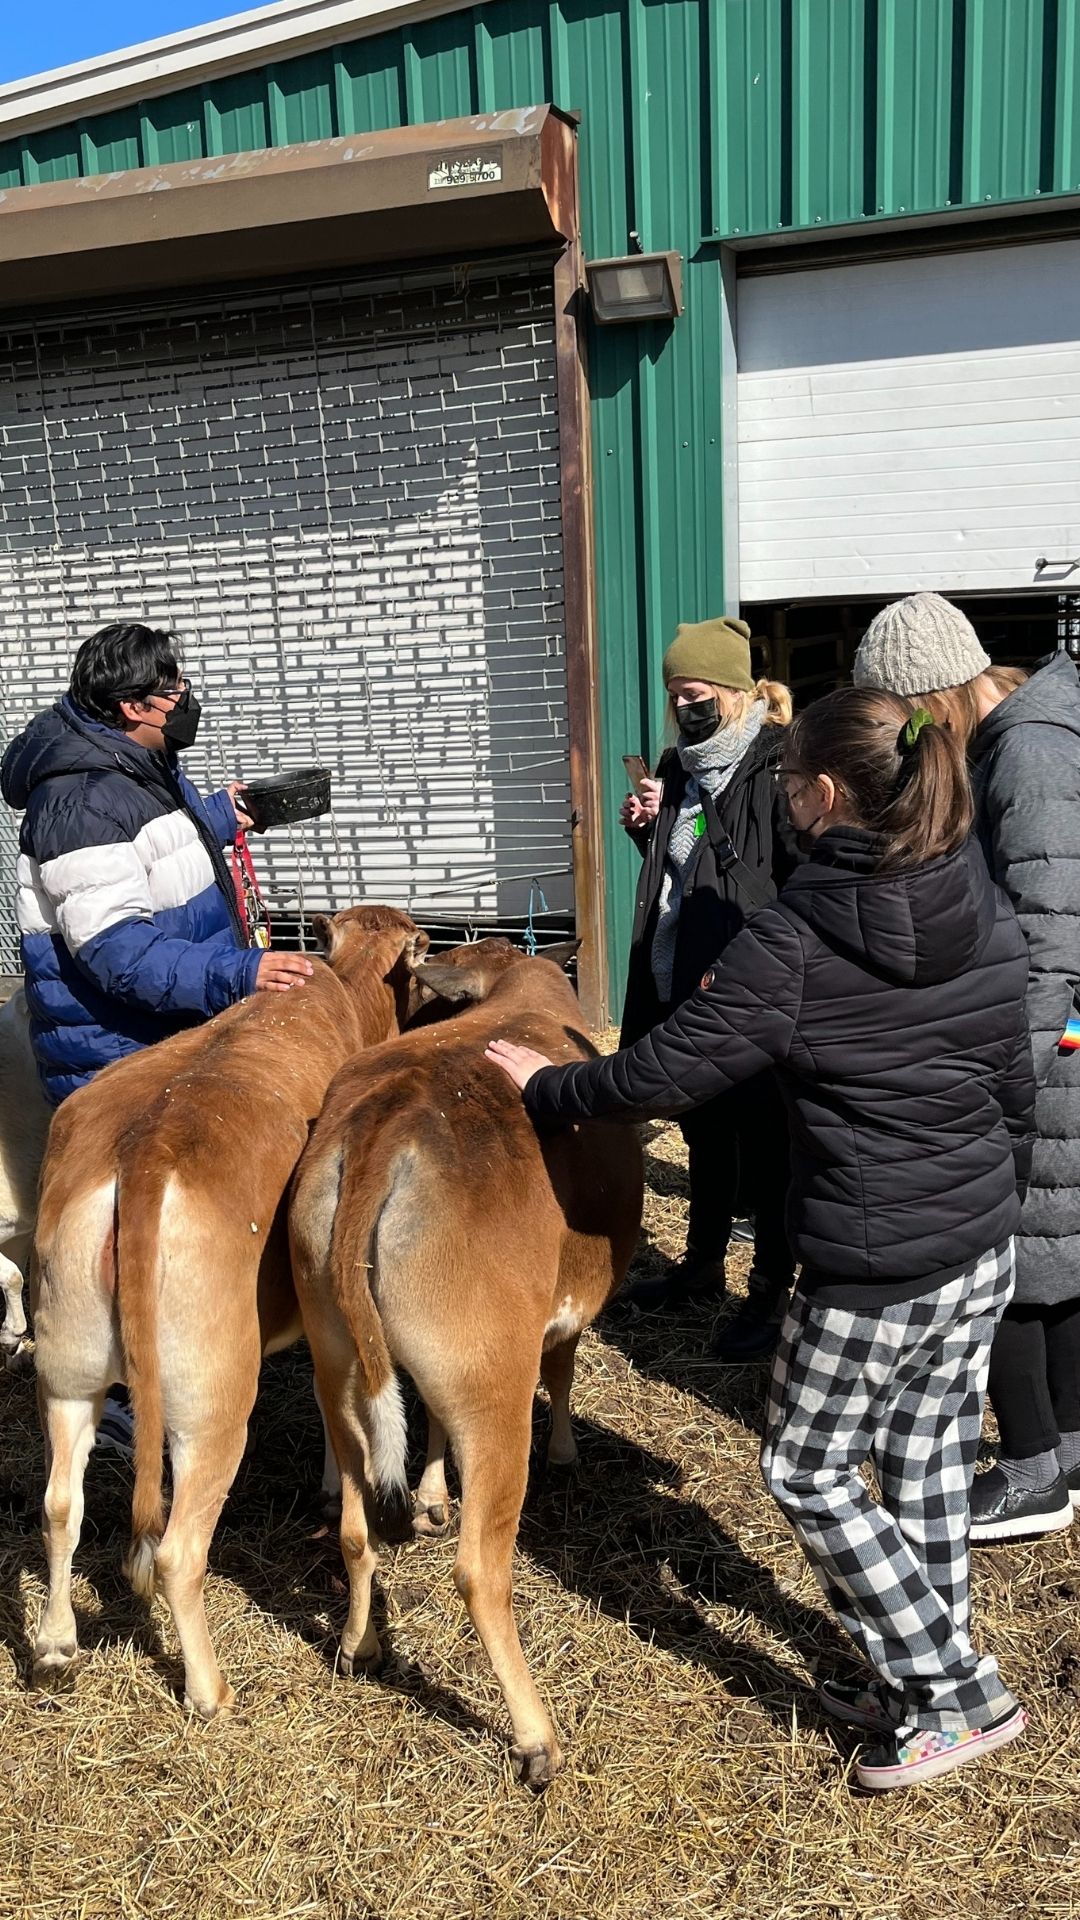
[[306, 1341, 384, 1674], [152, 1364, 257, 1719], [153, 1419, 250, 1717], [540, 1333, 581, 1468], [451, 1390, 562, 1787], [413, 1412, 451, 1536], [312, 1373, 342, 1520], [34, 1391, 102, 1688], [0, 1241, 31, 1364]]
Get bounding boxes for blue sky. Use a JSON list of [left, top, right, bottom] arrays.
[[1, 0, 271, 86]]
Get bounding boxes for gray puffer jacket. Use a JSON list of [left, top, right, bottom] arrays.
[[972, 649, 1080, 1303]]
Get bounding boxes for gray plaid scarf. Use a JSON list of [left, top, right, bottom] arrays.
[[651, 703, 766, 1001]]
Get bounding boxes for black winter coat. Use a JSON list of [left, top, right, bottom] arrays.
[[527, 830, 1035, 1306], [621, 726, 797, 1043], [971, 649, 1080, 1303]]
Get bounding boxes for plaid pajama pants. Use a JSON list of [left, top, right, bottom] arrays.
[[760, 1242, 1017, 1733]]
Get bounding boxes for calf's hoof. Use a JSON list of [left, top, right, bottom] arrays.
[[371, 1488, 414, 1547], [32, 1648, 77, 1694], [412, 1499, 451, 1539], [545, 1440, 579, 1470], [184, 1683, 236, 1720], [339, 1639, 383, 1680], [511, 1740, 563, 1790], [4, 1338, 33, 1375]]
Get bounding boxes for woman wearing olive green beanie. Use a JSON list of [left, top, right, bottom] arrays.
[[620, 616, 797, 1353]]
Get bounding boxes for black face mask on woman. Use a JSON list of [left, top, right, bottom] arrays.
[[162, 687, 202, 752], [782, 773, 826, 855], [675, 696, 721, 745], [793, 816, 825, 856]]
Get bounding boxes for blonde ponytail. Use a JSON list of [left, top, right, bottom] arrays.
[[753, 677, 794, 727]]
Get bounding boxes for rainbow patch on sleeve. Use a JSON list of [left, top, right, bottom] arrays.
[[1059, 1017, 1080, 1052]]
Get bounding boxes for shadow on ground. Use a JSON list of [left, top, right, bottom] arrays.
[[0, 1349, 846, 1752]]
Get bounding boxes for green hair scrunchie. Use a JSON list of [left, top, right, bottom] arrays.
[[900, 708, 935, 754]]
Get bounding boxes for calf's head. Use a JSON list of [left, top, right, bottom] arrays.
[[312, 906, 429, 1032], [405, 935, 581, 1014]]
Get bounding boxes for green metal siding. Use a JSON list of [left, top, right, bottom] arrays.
[[269, 53, 339, 144], [204, 70, 270, 154], [335, 40, 405, 133], [140, 89, 207, 165], [0, 0, 1068, 1001], [712, 0, 1080, 238]]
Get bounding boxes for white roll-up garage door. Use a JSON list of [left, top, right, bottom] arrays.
[[0, 262, 570, 971], [737, 238, 1080, 603]]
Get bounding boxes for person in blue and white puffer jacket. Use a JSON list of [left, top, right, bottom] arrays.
[[1, 622, 314, 1108]]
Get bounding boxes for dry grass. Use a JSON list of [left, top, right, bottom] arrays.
[[0, 1047, 1077, 1919]]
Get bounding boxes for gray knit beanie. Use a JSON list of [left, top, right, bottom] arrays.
[[853, 592, 991, 697]]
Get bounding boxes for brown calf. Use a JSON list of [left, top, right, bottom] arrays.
[[289, 938, 644, 1786], [31, 905, 424, 1716]]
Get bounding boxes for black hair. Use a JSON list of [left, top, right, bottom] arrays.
[[69, 624, 182, 725]]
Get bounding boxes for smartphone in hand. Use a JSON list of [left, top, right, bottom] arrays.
[[622, 753, 651, 796]]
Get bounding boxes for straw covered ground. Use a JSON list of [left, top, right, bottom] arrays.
[[0, 1048, 1077, 1919]]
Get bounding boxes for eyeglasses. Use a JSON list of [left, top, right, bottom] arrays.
[[780, 769, 810, 800], [114, 677, 190, 707]]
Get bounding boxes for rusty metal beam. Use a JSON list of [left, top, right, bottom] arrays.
[[552, 134, 606, 1030], [0, 106, 576, 307]]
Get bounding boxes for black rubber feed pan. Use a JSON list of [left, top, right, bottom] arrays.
[[238, 767, 331, 831]]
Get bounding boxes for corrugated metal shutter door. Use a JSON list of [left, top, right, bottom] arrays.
[[0, 264, 570, 971], [737, 238, 1080, 602]]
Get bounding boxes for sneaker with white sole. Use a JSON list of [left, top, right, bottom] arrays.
[[95, 1395, 135, 1461], [817, 1678, 898, 1734], [856, 1704, 1027, 1792], [970, 1465, 1072, 1541]]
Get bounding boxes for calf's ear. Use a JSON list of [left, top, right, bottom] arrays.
[[532, 938, 582, 972], [403, 929, 431, 971], [312, 914, 338, 959], [409, 961, 488, 1004]]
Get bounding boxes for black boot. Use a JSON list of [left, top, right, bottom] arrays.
[[622, 1249, 727, 1313], [713, 1270, 790, 1363]]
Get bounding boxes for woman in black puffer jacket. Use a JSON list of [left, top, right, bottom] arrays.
[[488, 688, 1034, 1795], [855, 592, 1080, 1543], [620, 615, 797, 1352]]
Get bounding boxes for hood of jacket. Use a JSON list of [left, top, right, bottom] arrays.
[[972, 649, 1080, 764], [779, 829, 998, 987], [1, 696, 172, 810]]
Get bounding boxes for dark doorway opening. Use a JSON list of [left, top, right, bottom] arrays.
[[743, 592, 1077, 709]]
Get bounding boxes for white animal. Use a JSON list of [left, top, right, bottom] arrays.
[[0, 990, 51, 1361]]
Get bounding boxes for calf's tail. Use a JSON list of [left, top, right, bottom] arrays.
[[326, 1126, 411, 1538], [115, 1147, 171, 1598]]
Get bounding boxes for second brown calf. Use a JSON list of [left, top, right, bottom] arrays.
[[289, 939, 644, 1786]]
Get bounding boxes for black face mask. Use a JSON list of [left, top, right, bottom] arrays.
[[675, 696, 721, 744], [794, 817, 825, 855], [162, 689, 202, 752]]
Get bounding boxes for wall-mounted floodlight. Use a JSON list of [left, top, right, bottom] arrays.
[[584, 250, 683, 324]]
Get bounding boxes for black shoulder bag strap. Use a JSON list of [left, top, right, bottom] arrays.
[[699, 756, 778, 914]]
